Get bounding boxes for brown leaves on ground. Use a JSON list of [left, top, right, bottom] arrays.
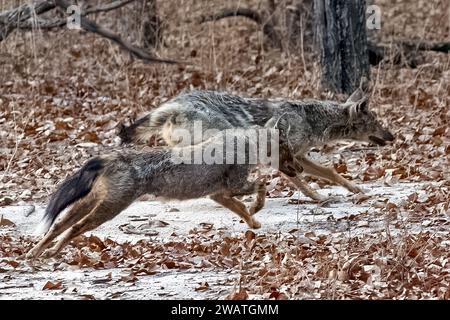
[[0, 215, 15, 228], [226, 288, 249, 300], [2, 2, 447, 205], [1, 228, 450, 299], [0, 0, 449, 300], [195, 282, 210, 292], [42, 281, 63, 290]]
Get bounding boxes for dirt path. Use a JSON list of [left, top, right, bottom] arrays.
[[0, 181, 446, 299]]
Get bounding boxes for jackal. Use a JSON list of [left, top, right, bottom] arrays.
[[119, 90, 394, 201], [27, 129, 286, 259]]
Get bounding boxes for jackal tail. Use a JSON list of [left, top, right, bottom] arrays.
[[37, 158, 105, 235], [118, 102, 181, 144]]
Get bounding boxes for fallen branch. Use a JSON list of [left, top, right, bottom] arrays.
[[84, 0, 137, 16], [400, 40, 450, 53], [57, 0, 177, 64], [0, 1, 56, 41], [17, 0, 138, 30], [199, 6, 449, 66], [368, 40, 450, 67], [0, 0, 177, 64], [200, 7, 281, 49], [200, 8, 263, 24]]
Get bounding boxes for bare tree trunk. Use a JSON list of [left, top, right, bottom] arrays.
[[314, 0, 370, 94], [141, 0, 162, 48]]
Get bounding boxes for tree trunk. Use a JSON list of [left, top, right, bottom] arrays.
[[314, 0, 370, 94], [142, 0, 162, 49]]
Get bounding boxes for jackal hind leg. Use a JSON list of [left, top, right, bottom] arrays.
[[26, 193, 100, 259], [296, 157, 364, 194], [248, 179, 266, 216], [279, 160, 327, 202], [287, 175, 328, 201], [210, 193, 261, 229], [227, 176, 267, 216], [43, 198, 132, 258]]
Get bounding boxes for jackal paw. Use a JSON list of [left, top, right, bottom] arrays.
[[249, 219, 261, 229], [309, 193, 328, 202], [347, 184, 364, 194], [41, 248, 58, 259], [317, 196, 343, 207], [25, 252, 34, 260], [25, 248, 39, 260]]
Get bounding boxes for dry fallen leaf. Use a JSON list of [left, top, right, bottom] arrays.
[[148, 220, 170, 228], [195, 282, 209, 291], [269, 290, 288, 300], [199, 222, 214, 231], [244, 230, 256, 241], [120, 273, 137, 283], [42, 281, 63, 290], [226, 288, 248, 300], [92, 272, 112, 284], [0, 215, 15, 228]]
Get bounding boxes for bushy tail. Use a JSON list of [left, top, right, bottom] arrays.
[[118, 102, 181, 145], [37, 158, 105, 234]]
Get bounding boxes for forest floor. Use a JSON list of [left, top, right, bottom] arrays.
[[1, 180, 446, 299], [1, 0, 449, 299]]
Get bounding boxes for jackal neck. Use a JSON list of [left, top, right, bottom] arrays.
[[300, 101, 351, 143], [320, 107, 357, 143]]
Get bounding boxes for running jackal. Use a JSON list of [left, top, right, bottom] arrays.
[[119, 90, 394, 201], [27, 130, 285, 259]]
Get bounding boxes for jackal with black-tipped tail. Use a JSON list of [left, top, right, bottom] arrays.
[[27, 129, 289, 259], [119, 89, 394, 201]]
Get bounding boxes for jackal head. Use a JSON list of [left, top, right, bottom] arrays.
[[344, 99, 395, 146]]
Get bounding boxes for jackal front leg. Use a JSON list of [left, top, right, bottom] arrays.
[[287, 175, 329, 201], [248, 179, 266, 216], [280, 159, 327, 202], [210, 194, 261, 229], [296, 157, 364, 194]]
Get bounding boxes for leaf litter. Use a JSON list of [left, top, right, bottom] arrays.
[[0, 0, 449, 300]]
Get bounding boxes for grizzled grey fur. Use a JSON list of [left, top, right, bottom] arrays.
[[27, 130, 275, 259], [119, 89, 394, 201]]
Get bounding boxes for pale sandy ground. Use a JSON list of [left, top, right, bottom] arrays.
[[0, 182, 439, 299]]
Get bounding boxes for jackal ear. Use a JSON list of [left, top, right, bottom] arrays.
[[346, 98, 368, 121], [346, 88, 365, 104], [346, 77, 369, 103], [355, 98, 369, 114]]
